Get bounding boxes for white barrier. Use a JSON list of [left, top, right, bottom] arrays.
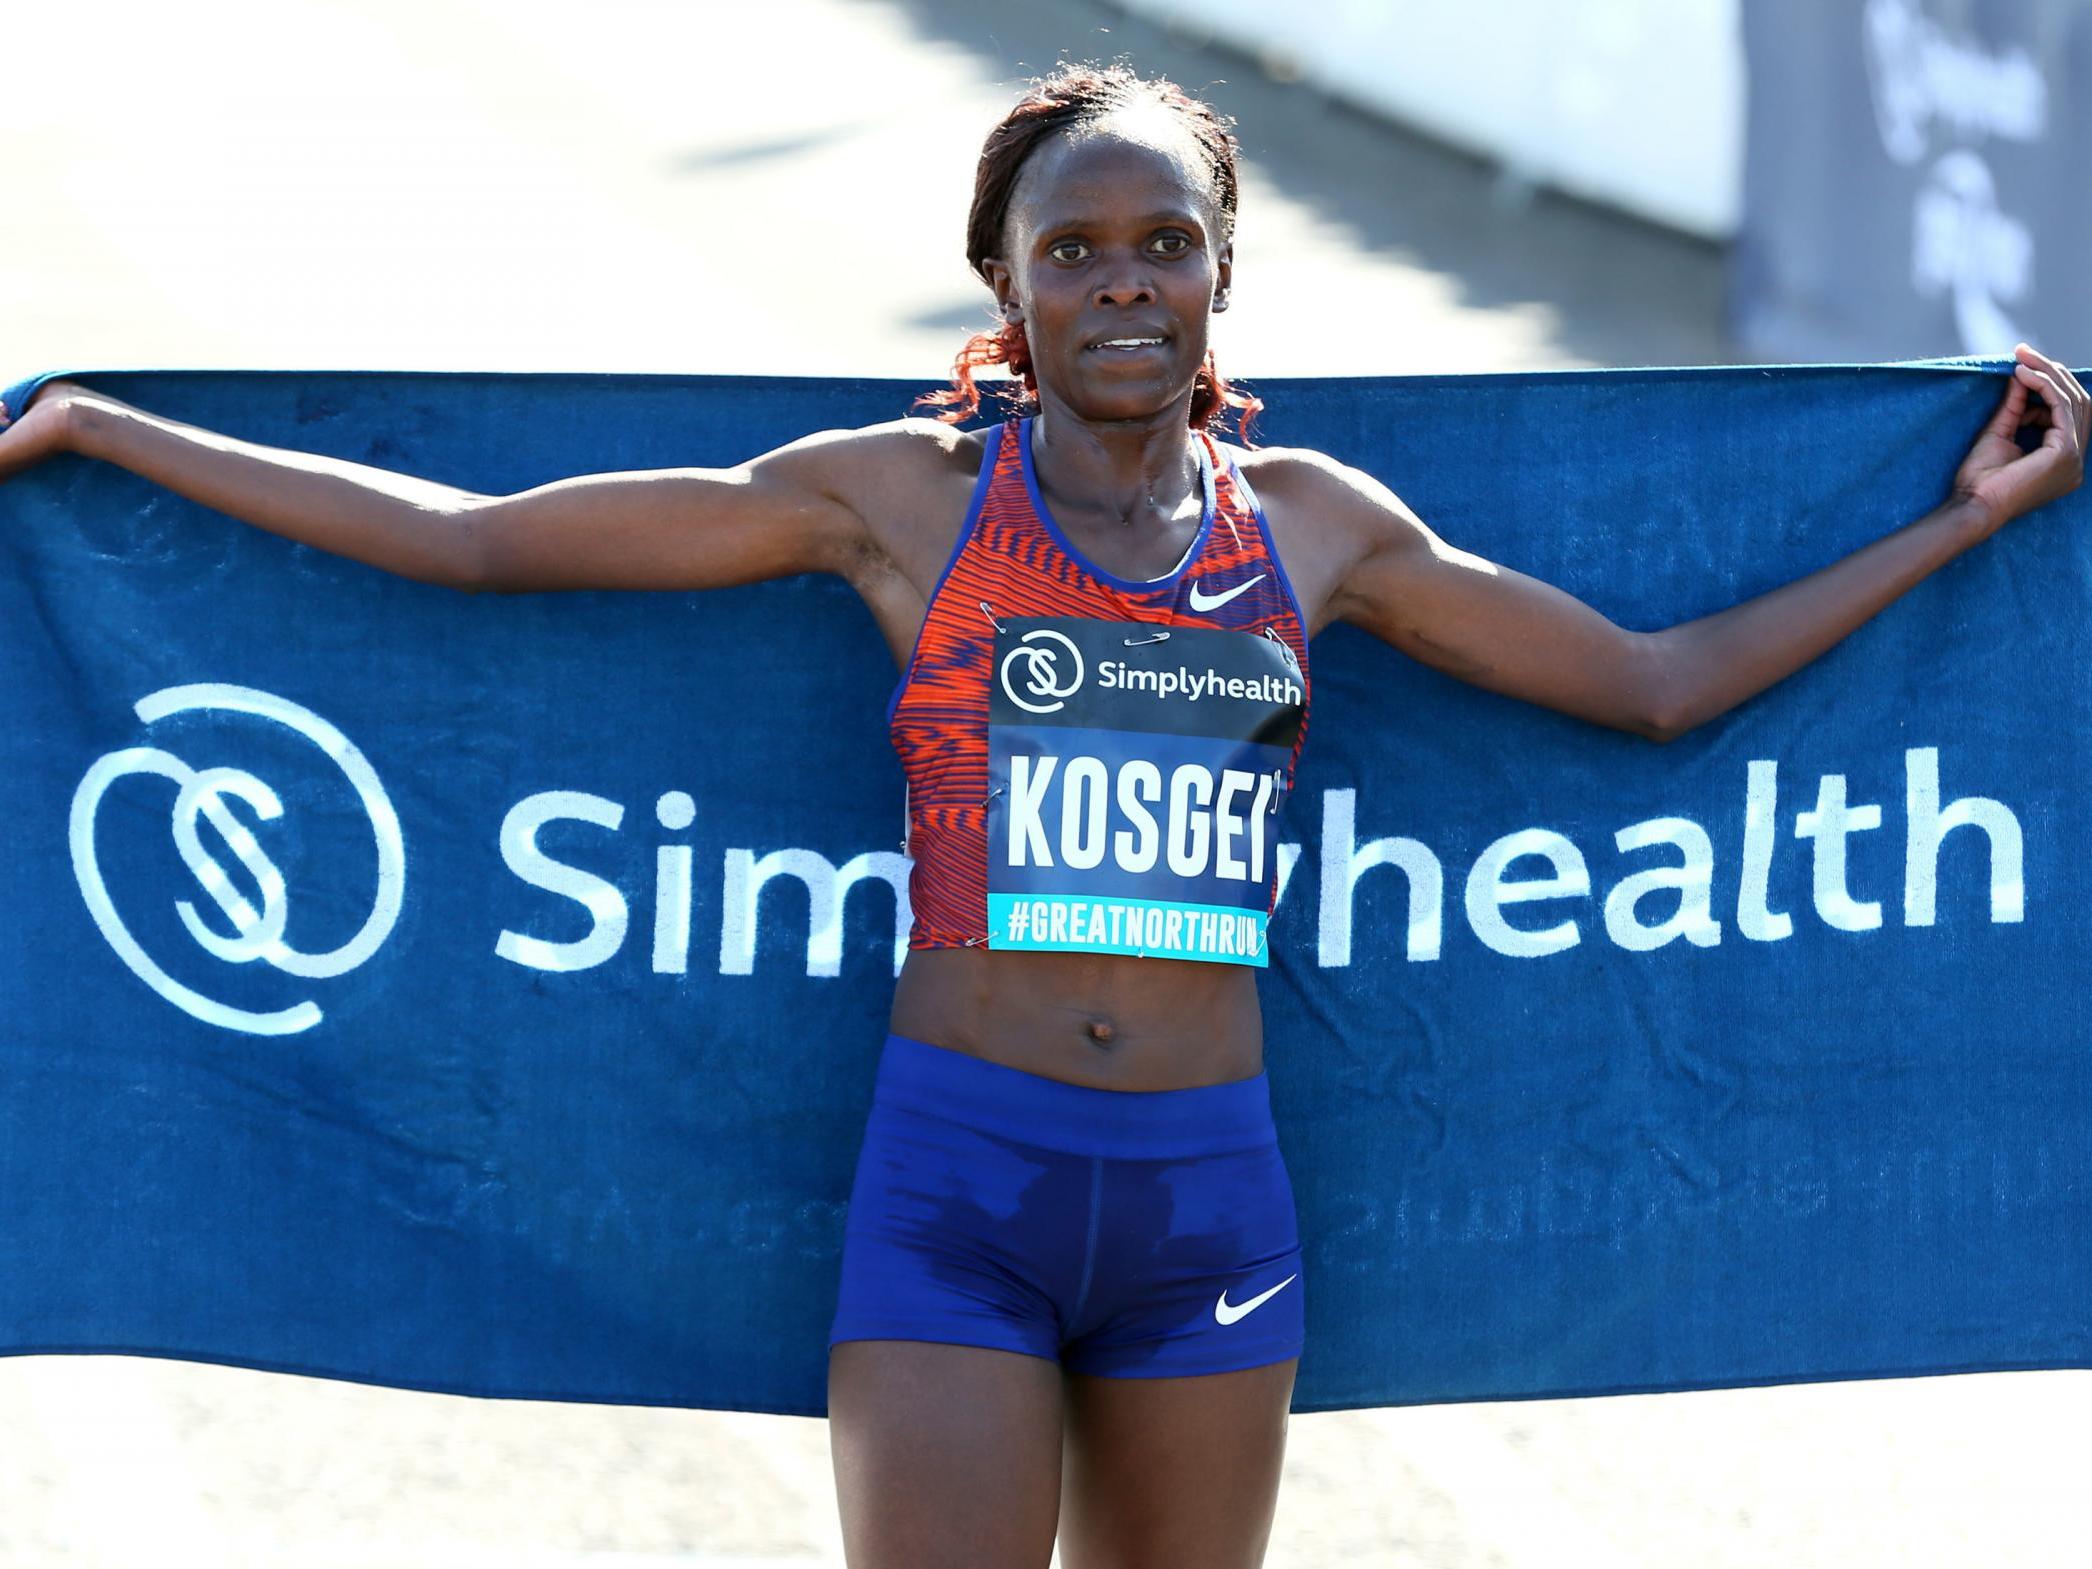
[[1113, 0, 1744, 240]]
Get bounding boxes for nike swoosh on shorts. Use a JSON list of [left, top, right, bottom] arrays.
[[1214, 1273, 1297, 1325], [1186, 573, 1267, 612]]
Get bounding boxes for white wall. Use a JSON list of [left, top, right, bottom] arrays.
[[1114, 0, 1745, 239]]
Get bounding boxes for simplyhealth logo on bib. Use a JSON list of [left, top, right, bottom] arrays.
[[987, 617, 1306, 965]]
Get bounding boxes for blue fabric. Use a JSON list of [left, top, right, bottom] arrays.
[[0, 362, 2086, 1415], [827, 1033, 1303, 1378], [0, 370, 68, 424]]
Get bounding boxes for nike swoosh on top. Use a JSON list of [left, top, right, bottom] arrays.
[[1186, 573, 1266, 612], [1214, 1273, 1298, 1326]]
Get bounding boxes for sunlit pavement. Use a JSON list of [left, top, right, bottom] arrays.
[[3, 1, 2081, 1566], [2, 0, 1728, 382], [4, 1353, 2088, 1566]]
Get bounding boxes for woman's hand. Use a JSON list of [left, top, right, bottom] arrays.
[[0, 378, 91, 482], [1949, 343, 2088, 536]]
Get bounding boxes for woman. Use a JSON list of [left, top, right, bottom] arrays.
[[1, 61, 2084, 1569]]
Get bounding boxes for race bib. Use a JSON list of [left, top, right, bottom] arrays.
[[986, 617, 1306, 965]]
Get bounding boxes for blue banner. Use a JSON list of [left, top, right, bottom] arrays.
[[1, 363, 2086, 1414]]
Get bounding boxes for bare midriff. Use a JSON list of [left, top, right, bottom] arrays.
[[887, 946, 1264, 1092]]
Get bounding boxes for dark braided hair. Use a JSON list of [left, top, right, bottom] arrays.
[[915, 62, 1263, 443]]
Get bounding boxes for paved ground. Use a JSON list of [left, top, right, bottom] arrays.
[[3, 0, 1732, 382], [5, 1, 2086, 1565], [2, 1353, 2087, 1566]]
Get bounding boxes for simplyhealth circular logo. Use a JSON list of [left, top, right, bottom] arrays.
[[70, 684, 405, 1036], [998, 627, 1085, 715]]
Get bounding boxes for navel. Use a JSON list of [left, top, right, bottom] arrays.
[[1084, 1016, 1118, 1049]]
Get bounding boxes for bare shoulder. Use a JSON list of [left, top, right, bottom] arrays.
[[769, 414, 984, 484], [761, 415, 992, 602], [1225, 443, 1425, 633], [770, 415, 985, 526], [1231, 444, 1414, 532]]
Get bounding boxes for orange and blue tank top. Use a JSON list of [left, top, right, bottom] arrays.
[[888, 415, 1312, 967]]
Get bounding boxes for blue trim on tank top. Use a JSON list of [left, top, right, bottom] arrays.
[[884, 421, 1005, 731], [1017, 416, 1217, 595], [1227, 457, 1313, 681]]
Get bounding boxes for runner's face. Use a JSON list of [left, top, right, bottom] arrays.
[[986, 121, 1232, 425]]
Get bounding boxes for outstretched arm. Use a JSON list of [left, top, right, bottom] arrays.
[[0, 379, 893, 595], [1323, 344, 2088, 742]]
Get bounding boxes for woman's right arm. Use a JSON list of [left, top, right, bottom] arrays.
[[0, 381, 881, 595]]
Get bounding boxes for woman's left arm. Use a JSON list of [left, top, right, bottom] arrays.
[[1324, 343, 2088, 742]]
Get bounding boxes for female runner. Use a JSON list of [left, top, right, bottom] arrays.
[[2, 60, 2085, 1569]]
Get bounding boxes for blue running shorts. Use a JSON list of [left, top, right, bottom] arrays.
[[828, 1031, 1304, 1378]]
